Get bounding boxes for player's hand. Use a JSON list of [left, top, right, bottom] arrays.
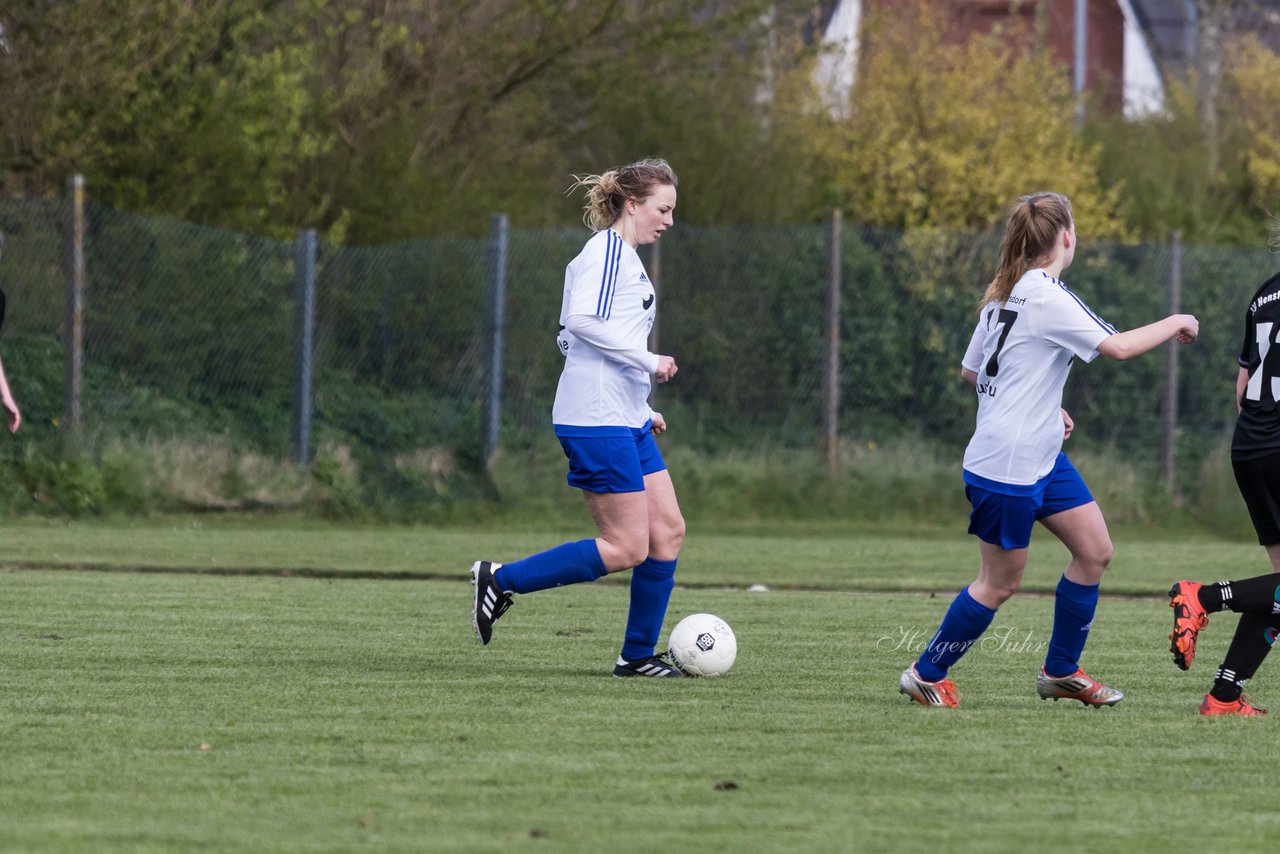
[[1174, 314, 1198, 344], [651, 412, 667, 435], [1061, 408, 1073, 440], [3, 397, 19, 433], [655, 355, 678, 383]]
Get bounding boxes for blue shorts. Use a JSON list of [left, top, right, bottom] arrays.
[[964, 453, 1094, 550], [555, 422, 667, 494]]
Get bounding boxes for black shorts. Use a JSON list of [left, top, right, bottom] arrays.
[[1233, 452, 1280, 546]]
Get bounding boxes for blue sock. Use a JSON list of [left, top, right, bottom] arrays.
[[1044, 575, 1099, 678], [620, 557, 677, 662], [494, 539, 607, 594], [915, 586, 997, 683]]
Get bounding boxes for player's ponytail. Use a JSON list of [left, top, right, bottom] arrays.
[[569, 159, 678, 231], [980, 192, 1074, 310]]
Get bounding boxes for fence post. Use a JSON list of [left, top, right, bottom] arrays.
[[824, 209, 842, 472], [62, 174, 85, 450], [291, 229, 316, 465], [1162, 230, 1182, 495], [485, 214, 508, 464]]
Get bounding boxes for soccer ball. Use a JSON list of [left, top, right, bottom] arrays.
[[667, 613, 737, 677]]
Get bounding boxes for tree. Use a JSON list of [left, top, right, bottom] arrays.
[[1088, 28, 1280, 247], [0, 1, 319, 236], [804, 0, 1126, 237], [1226, 33, 1280, 219], [289, 0, 821, 240]]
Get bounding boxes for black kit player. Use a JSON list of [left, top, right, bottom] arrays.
[[1168, 262, 1280, 716]]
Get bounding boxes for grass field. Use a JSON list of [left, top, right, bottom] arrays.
[[3, 518, 1279, 852]]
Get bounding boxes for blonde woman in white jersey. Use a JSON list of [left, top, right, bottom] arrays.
[[899, 192, 1199, 708], [469, 159, 688, 677]]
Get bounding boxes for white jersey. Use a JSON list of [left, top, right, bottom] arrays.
[[552, 229, 659, 430], [961, 269, 1116, 486]]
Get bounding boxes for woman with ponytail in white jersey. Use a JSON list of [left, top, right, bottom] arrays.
[[898, 192, 1199, 709], [469, 159, 689, 677]]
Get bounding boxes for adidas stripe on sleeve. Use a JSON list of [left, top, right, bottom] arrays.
[[565, 229, 626, 320]]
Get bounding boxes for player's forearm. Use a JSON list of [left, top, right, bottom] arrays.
[[1096, 316, 1189, 361], [564, 315, 660, 373], [1237, 366, 1249, 412], [0, 357, 12, 404], [0, 355, 19, 432]]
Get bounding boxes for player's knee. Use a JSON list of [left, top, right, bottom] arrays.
[[1085, 540, 1114, 574], [665, 514, 686, 552], [616, 540, 651, 569], [647, 514, 685, 561], [597, 535, 650, 572], [988, 584, 1018, 606], [973, 578, 1019, 606]]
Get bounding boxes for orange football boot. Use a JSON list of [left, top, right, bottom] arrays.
[[898, 664, 960, 708], [1199, 694, 1266, 716], [1168, 580, 1209, 670]]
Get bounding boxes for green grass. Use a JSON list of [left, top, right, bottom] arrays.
[[2, 521, 1279, 852], [0, 516, 1266, 594]]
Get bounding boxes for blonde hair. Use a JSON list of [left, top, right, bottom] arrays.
[[568, 159, 678, 231], [980, 192, 1074, 309]]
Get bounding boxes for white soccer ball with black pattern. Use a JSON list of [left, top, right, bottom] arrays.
[[667, 613, 737, 677]]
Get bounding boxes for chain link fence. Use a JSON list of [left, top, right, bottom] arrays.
[[0, 191, 1273, 508]]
